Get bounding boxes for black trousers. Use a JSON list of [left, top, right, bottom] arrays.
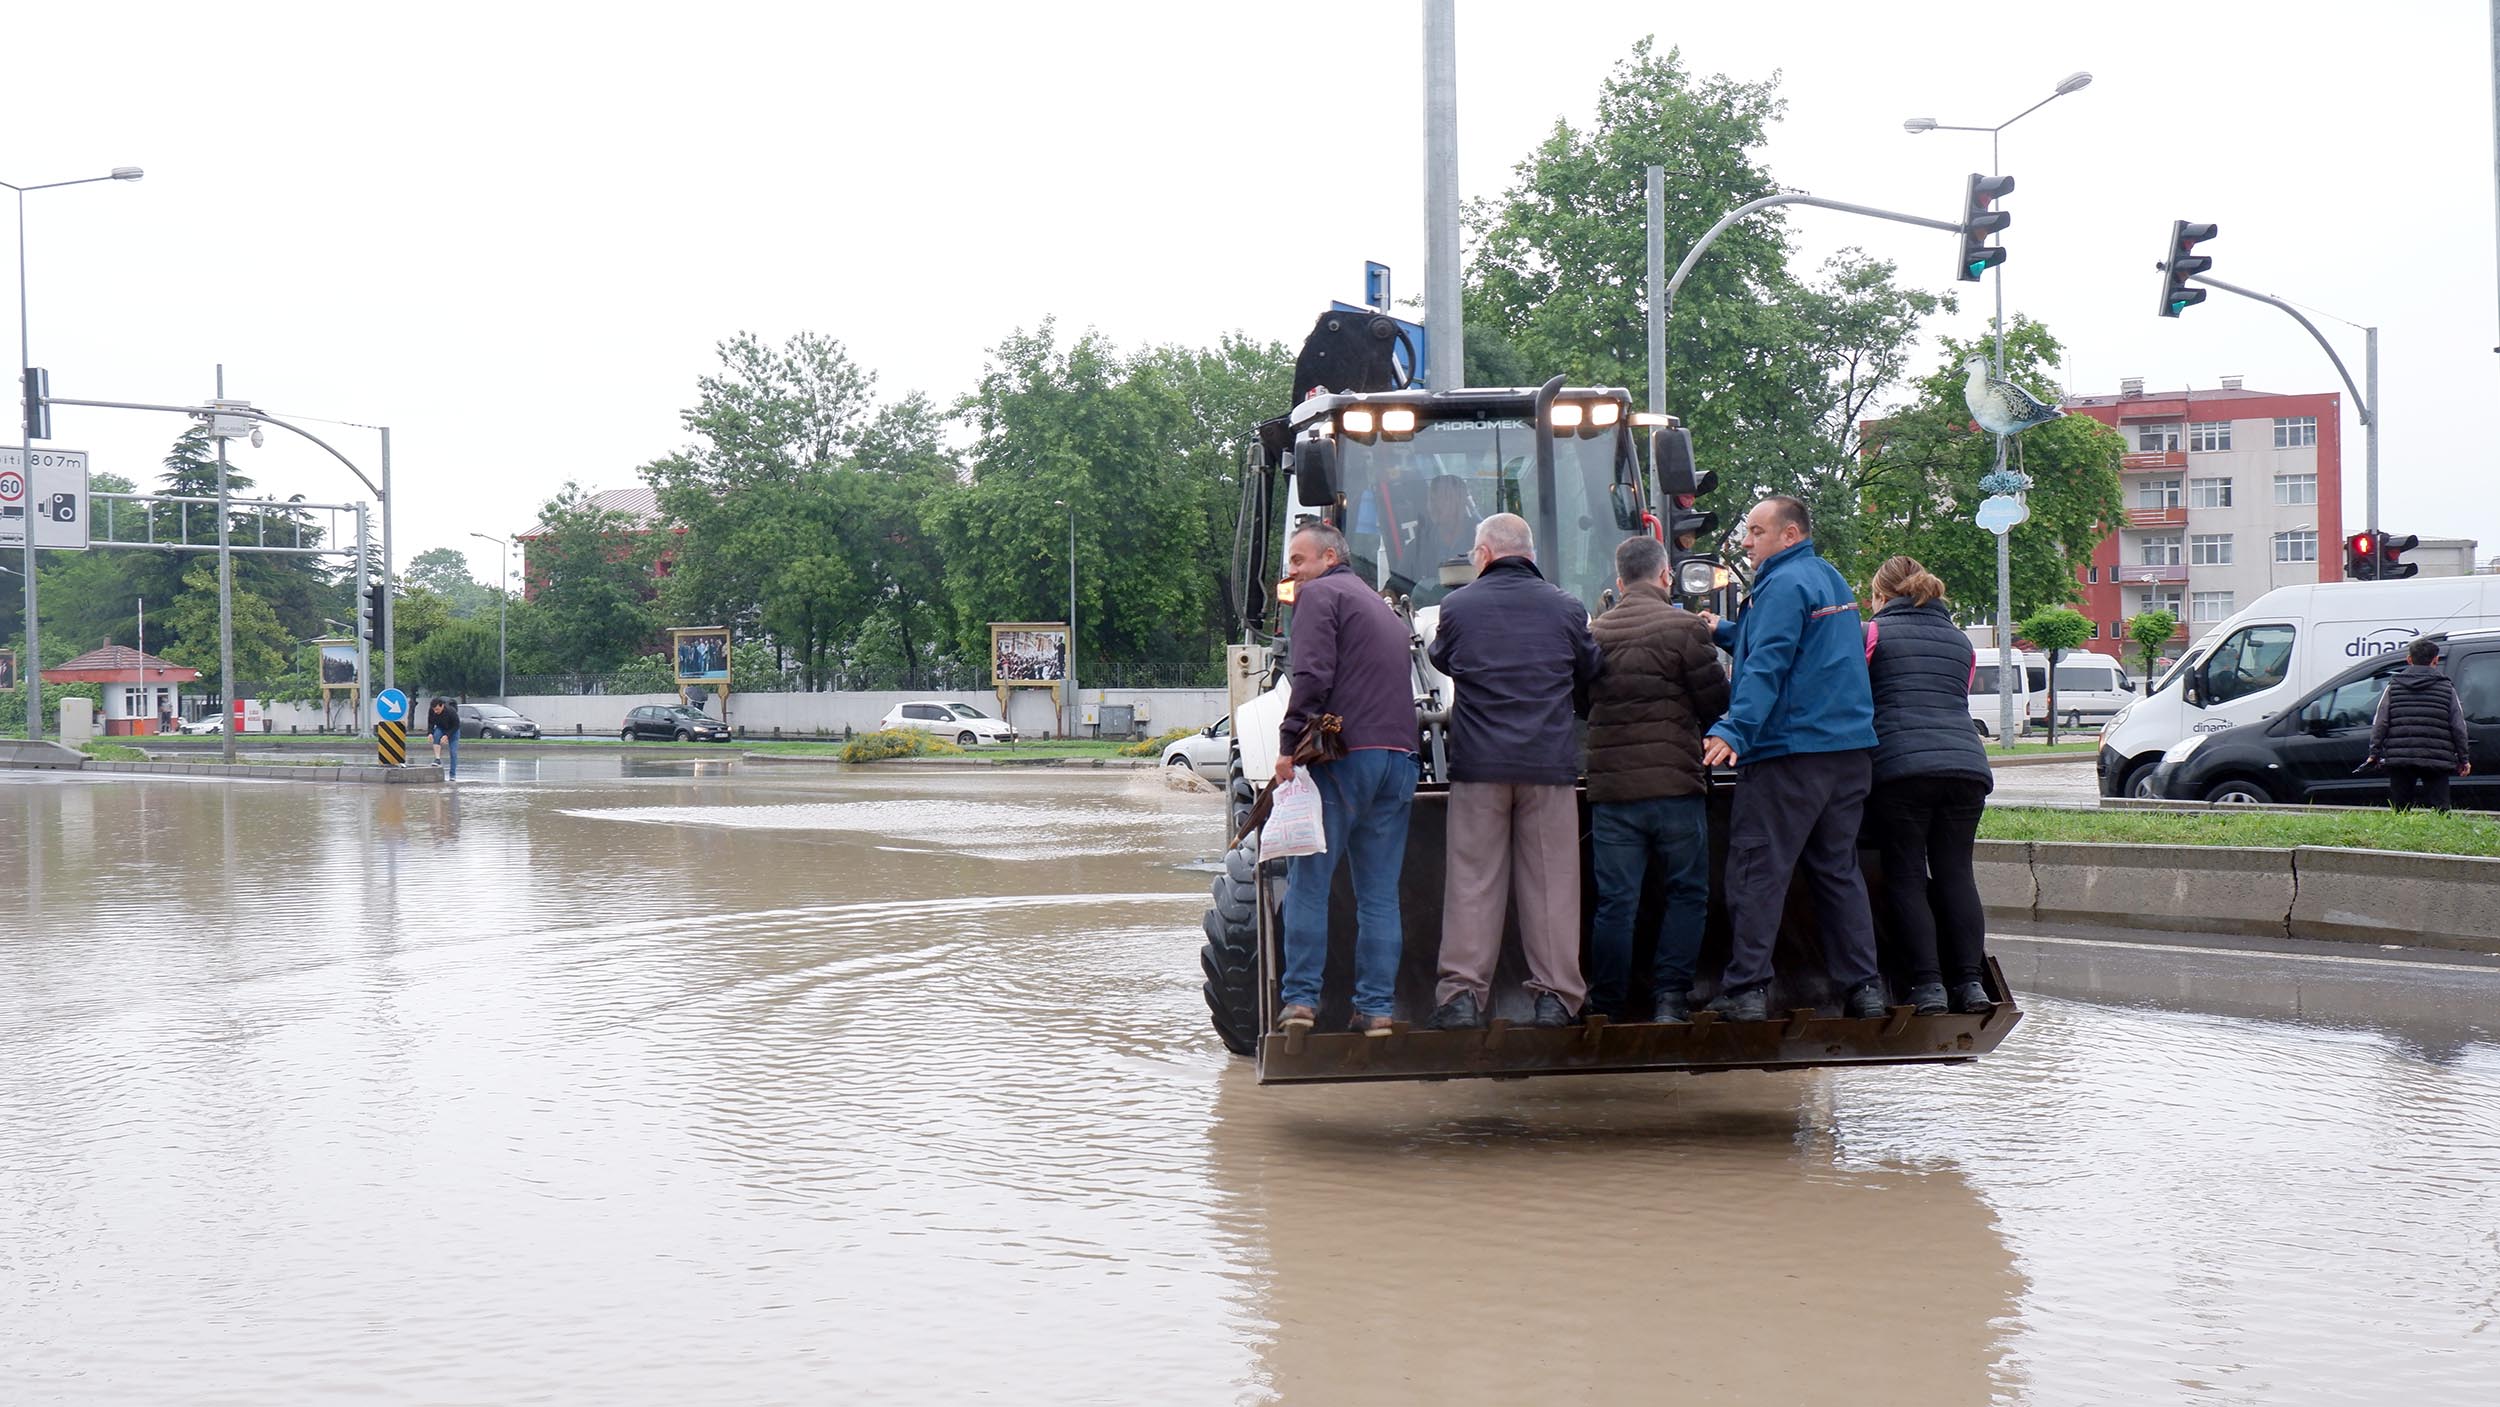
[[1865, 775, 1990, 987], [2387, 766, 2453, 813], [1721, 749, 1880, 994]]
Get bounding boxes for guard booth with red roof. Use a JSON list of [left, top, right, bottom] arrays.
[[42, 646, 201, 736]]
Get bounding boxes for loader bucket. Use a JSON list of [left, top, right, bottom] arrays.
[[1247, 780, 2022, 1084]]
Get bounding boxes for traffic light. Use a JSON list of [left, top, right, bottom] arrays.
[[1957, 174, 2015, 283], [21, 366, 48, 440], [2379, 532, 2420, 580], [2157, 220, 2217, 317], [2344, 531, 2378, 581], [359, 580, 386, 645], [1651, 426, 1719, 549]]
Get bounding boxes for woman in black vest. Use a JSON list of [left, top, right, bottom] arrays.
[[1863, 557, 1996, 1015]]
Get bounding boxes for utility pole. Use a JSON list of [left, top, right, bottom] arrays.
[[1646, 165, 1666, 417], [1421, 0, 1464, 389], [216, 365, 236, 765], [380, 427, 395, 692]]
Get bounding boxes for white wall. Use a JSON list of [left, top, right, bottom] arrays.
[[236, 688, 1229, 738]]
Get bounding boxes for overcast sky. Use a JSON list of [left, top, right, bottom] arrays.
[[13, 0, 2496, 587]]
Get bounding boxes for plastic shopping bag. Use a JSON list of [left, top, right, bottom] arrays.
[[1260, 774, 1328, 860]]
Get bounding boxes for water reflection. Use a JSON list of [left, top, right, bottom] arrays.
[[1, 760, 2495, 1403]]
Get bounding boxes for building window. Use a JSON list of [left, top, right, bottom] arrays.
[[2189, 477, 2233, 508], [2136, 478, 2183, 510], [2137, 424, 2182, 453], [2139, 534, 2183, 567], [2273, 472, 2318, 505], [2192, 591, 2236, 622], [2189, 421, 2232, 452], [2273, 416, 2317, 448], [2138, 589, 2184, 617], [2086, 565, 2099, 584], [2089, 621, 2102, 639], [2274, 529, 2319, 563], [2190, 534, 2234, 566], [2112, 619, 2126, 639]]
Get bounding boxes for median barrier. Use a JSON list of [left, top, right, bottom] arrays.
[[2287, 846, 2500, 953], [1972, 839, 2036, 918], [2027, 841, 2296, 938]]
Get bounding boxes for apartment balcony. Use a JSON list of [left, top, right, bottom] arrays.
[[2121, 450, 2186, 472], [2112, 562, 2189, 585], [2125, 506, 2188, 529]]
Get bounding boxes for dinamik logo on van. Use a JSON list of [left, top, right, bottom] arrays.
[[2345, 626, 2425, 659]]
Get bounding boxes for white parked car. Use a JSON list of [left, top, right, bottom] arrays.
[[1160, 716, 1232, 784], [879, 700, 1019, 746], [177, 715, 223, 735]]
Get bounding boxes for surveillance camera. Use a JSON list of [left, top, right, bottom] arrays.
[[249, 426, 265, 449]]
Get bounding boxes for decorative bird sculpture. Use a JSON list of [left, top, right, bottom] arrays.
[[1962, 355, 2065, 437]]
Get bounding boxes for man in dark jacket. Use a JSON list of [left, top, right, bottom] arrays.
[[1424, 512, 1602, 1029], [1586, 534, 1730, 1023], [2368, 638, 2471, 812], [1696, 496, 1887, 1022], [1274, 520, 1423, 1036]]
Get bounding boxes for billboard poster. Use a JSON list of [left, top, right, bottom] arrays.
[[0, 647, 15, 691], [319, 642, 360, 687], [672, 626, 731, 683], [990, 623, 1069, 684]]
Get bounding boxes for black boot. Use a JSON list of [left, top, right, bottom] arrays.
[[1950, 980, 1997, 1015], [1531, 991, 1575, 1028], [1907, 982, 1948, 1016], [1427, 990, 1485, 1030], [1843, 980, 1889, 1019], [1650, 991, 1692, 1024], [1706, 986, 1768, 1022]]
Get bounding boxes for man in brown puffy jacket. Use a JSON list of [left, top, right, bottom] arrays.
[[1585, 535, 1730, 1022]]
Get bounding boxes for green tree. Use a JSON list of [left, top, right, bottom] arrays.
[[404, 615, 502, 697], [1851, 321, 2125, 621], [523, 482, 663, 672], [405, 547, 495, 619], [159, 557, 295, 686], [1462, 39, 1946, 569], [2128, 611, 2180, 677], [2018, 606, 2095, 743]]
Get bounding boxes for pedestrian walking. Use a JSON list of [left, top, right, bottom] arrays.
[[1696, 496, 1888, 1022], [1585, 535, 1729, 1023], [1862, 557, 1996, 1016], [426, 696, 460, 781], [1425, 512, 1603, 1029], [1271, 520, 1423, 1037], [2368, 638, 2471, 812]]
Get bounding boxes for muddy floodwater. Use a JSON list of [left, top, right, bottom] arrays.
[[4, 757, 2497, 1404]]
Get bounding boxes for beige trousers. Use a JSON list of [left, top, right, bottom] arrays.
[[1436, 781, 1586, 1009]]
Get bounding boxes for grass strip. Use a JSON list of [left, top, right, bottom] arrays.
[[1980, 805, 2500, 858]]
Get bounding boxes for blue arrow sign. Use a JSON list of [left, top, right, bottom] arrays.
[[375, 687, 410, 723], [1974, 494, 2030, 535]]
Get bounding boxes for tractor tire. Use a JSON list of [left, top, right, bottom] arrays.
[[1225, 755, 1256, 845], [1200, 832, 1262, 1058]]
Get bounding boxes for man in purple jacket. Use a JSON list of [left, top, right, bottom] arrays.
[[1274, 520, 1423, 1036]]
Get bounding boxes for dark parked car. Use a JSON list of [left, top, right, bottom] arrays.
[[622, 704, 733, 743], [2152, 628, 2500, 807], [458, 703, 541, 740]]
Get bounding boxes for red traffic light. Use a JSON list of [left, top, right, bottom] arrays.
[[2347, 532, 2374, 556]]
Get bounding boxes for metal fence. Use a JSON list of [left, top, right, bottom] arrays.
[[496, 659, 1223, 696]]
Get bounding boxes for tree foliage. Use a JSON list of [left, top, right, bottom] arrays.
[[2128, 611, 2180, 676], [521, 482, 663, 671]]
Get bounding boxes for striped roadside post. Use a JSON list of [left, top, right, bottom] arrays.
[[374, 687, 412, 767]]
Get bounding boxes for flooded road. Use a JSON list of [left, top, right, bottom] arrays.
[[4, 758, 2496, 1404]]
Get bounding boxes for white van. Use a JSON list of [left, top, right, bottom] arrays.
[[2097, 576, 2500, 796], [2033, 651, 2136, 729], [1969, 648, 2047, 738]]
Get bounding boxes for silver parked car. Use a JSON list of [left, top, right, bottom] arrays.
[[1160, 716, 1232, 785]]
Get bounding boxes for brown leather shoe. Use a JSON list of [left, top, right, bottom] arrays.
[[1351, 1013, 1394, 1037], [1276, 1004, 1316, 1033]]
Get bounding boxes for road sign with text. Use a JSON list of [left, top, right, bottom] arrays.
[[0, 447, 89, 551]]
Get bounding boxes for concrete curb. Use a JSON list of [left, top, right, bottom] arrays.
[[737, 752, 1158, 769], [1985, 840, 2500, 954], [68, 759, 443, 784]]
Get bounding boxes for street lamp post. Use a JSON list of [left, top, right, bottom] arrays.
[[5, 165, 141, 741], [1052, 498, 1076, 739], [1904, 74, 2089, 749], [470, 531, 507, 698]]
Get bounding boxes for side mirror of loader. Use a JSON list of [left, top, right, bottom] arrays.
[[1608, 480, 1642, 531], [1293, 435, 1339, 507]]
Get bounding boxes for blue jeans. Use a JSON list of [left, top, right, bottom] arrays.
[[433, 728, 457, 777], [1280, 749, 1417, 1017], [1589, 793, 1710, 1012]]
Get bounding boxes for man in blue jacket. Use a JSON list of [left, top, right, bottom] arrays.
[[1698, 496, 1888, 1022], [1425, 513, 1603, 1029]]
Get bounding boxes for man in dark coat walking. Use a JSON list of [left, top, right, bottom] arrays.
[[2368, 638, 2471, 812], [1425, 512, 1602, 1029], [1585, 534, 1729, 1022]]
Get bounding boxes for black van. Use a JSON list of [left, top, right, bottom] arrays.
[[2150, 628, 2500, 807]]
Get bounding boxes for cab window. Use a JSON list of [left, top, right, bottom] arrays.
[[2203, 624, 2295, 705], [2457, 652, 2500, 725], [2304, 668, 2393, 732]]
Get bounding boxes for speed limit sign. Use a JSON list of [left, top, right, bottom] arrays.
[[0, 448, 88, 550]]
